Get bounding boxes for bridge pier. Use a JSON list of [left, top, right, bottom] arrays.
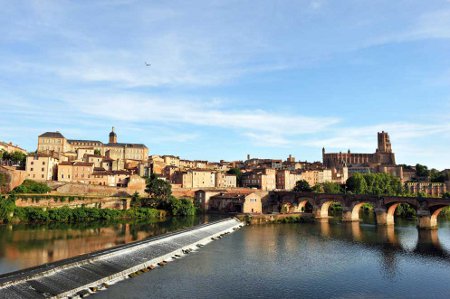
[[417, 210, 437, 230], [375, 208, 394, 226], [313, 207, 326, 219], [342, 208, 359, 222]]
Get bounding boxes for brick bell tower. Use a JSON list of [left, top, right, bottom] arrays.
[[377, 131, 392, 153], [109, 127, 117, 144]]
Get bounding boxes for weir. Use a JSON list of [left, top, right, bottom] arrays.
[[0, 218, 243, 298]]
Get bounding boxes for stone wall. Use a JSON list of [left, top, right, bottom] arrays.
[[51, 182, 144, 197], [0, 166, 27, 193], [13, 194, 130, 210]]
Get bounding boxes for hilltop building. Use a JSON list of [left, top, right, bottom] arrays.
[[37, 127, 148, 162], [322, 131, 402, 179]]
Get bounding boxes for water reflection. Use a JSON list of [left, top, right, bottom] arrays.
[[96, 221, 450, 299], [0, 215, 219, 275]]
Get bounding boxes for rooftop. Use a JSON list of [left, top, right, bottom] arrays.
[[39, 132, 65, 138], [105, 143, 147, 149]]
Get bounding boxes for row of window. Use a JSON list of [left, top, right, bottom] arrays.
[[28, 174, 45, 179]]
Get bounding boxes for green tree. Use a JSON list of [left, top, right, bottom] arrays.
[[167, 197, 196, 216], [227, 168, 242, 186], [443, 192, 450, 199], [346, 173, 403, 196], [293, 180, 312, 192], [12, 180, 51, 194], [145, 174, 172, 201], [0, 195, 16, 223], [1, 151, 27, 167], [415, 163, 429, 178], [346, 173, 367, 194], [130, 191, 141, 207], [94, 149, 101, 156], [312, 182, 342, 193], [430, 169, 448, 183], [323, 182, 342, 193]]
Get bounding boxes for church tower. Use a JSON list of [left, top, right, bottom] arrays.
[[377, 131, 392, 153], [109, 127, 117, 144]]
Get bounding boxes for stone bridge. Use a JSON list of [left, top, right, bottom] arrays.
[[268, 191, 450, 229]]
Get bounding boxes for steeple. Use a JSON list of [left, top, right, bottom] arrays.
[[109, 127, 117, 144]]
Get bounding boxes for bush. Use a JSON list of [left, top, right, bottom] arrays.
[[167, 197, 196, 216], [0, 195, 16, 223], [12, 180, 51, 194], [25, 207, 50, 222]]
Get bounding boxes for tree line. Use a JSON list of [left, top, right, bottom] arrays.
[[293, 172, 448, 198]]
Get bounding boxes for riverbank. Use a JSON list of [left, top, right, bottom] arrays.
[[236, 213, 310, 224], [0, 195, 197, 224]]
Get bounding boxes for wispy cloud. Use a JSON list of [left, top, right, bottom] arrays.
[[63, 92, 340, 138]]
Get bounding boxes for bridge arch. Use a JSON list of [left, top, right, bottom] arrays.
[[297, 198, 313, 213], [430, 207, 445, 227], [280, 197, 313, 214], [384, 202, 419, 226], [314, 200, 340, 219], [343, 202, 375, 222]]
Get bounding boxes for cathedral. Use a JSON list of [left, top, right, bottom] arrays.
[[322, 131, 396, 169]]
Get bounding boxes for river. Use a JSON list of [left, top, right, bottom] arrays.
[[0, 215, 221, 275], [1, 215, 450, 298], [93, 216, 450, 299]]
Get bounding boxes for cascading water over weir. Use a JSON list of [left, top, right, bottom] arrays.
[[0, 218, 244, 298]]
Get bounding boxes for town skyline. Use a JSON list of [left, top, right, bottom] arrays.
[[1, 1, 449, 168], [2, 127, 448, 171]]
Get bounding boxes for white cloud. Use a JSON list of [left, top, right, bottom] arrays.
[[62, 93, 340, 137]]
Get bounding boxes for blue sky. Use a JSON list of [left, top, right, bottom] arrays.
[[0, 0, 449, 169]]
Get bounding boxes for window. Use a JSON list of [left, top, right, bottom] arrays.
[[42, 161, 45, 165], [41, 168, 44, 172], [31, 161, 34, 165], [41, 174, 44, 178], [62, 174, 64, 179], [31, 168, 34, 171]]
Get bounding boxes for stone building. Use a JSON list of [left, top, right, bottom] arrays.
[[323, 131, 396, 168], [161, 155, 180, 167], [208, 191, 262, 214], [215, 172, 237, 188], [405, 182, 447, 197], [37, 128, 148, 162], [25, 152, 60, 181], [0, 141, 27, 154], [276, 170, 303, 190], [322, 131, 403, 179], [57, 162, 94, 183], [173, 169, 217, 188], [241, 168, 276, 191]]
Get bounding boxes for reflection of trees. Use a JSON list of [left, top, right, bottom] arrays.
[[0, 216, 205, 273]]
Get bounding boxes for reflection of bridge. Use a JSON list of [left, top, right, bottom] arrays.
[[268, 192, 450, 229], [316, 221, 450, 277]]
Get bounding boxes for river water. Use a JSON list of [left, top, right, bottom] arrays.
[[94, 217, 450, 299], [0, 215, 221, 275]]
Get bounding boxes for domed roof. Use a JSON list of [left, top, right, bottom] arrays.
[[109, 127, 117, 137]]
